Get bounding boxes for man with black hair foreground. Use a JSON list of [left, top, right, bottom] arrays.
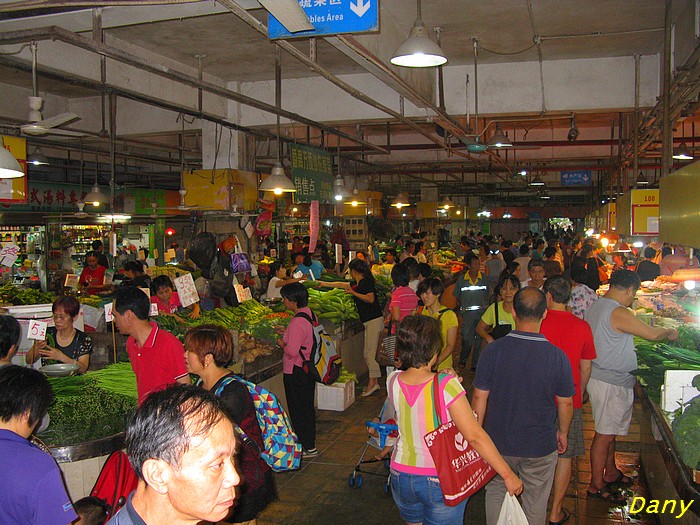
[[0, 366, 78, 525], [584, 270, 678, 504], [473, 287, 575, 525], [541, 276, 597, 525], [0, 314, 21, 367], [107, 384, 240, 524], [113, 286, 189, 405]]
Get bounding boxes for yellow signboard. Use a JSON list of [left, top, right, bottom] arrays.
[[183, 169, 258, 211], [0, 136, 28, 204], [630, 189, 659, 235]]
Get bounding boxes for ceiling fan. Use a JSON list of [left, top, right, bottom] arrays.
[[19, 43, 84, 138], [433, 38, 540, 155]]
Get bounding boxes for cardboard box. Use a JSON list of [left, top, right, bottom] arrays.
[[317, 380, 355, 412]]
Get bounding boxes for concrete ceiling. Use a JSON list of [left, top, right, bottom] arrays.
[[0, 0, 695, 208]]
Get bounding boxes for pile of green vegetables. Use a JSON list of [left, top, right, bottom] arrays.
[[0, 281, 54, 306], [634, 326, 700, 403], [307, 287, 359, 323], [38, 363, 137, 446], [671, 374, 700, 471]]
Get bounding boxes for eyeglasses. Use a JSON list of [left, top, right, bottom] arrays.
[[52, 314, 71, 320]]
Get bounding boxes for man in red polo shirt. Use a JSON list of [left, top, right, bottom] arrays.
[[541, 276, 597, 525], [112, 287, 189, 404]]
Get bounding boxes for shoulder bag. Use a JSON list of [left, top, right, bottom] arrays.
[[490, 302, 511, 340], [423, 374, 496, 506], [375, 301, 396, 367]]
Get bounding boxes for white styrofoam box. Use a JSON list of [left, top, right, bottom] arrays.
[[661, 370, 700, 413], [317, 380, 355, 412]]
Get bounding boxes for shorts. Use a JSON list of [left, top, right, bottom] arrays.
[[390, 469, 468, 525], [558, 408, 584, 458], [587, 377, 634, 435]]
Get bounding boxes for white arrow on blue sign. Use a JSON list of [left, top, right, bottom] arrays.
[[268, 0, 380, 40]]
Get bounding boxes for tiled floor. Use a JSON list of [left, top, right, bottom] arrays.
[[257, 373, 658, 525]]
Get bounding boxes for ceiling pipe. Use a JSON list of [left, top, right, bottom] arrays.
[[0, 26, 388, 155], [215, 0, 457, 154], [661, 0, 673, 177]]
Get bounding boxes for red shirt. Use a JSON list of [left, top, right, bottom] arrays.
[[79, 265, 106, 294], [150, 292, 181, 314], [126, 322, 188, 404], [540, 309, 597, 408]]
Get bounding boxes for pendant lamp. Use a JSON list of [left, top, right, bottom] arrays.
[[0, 138, 25, 179], [390, 0, 446, 68]]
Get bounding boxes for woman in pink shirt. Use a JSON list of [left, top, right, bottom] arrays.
[[389, 263, 419, 323], [279, 282, 318, 457]]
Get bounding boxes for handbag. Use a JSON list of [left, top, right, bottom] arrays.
[[490, 301, 512, 340], [375, 319, 396, 367], [230, 235, 251, 273], [423, 375, 496, 506]]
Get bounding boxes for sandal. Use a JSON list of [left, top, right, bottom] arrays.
[[604, 471, 634, 486], [549, 508, 571, 525], [587, 484, 627, 505]]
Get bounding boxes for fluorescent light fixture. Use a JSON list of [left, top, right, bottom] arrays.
[[0, 139, 25, 179], [672, 143, 693, 160], [477, 210, 491, 218], [259, 0, 314, 33], [391, 1, 446, 68], [84, 184, 106, 206], [101, 214, 131, 222], [28, 146, 49, 166], [529, 175, 545, 187], [636, 172, 649, 186], [487, 124, 512, 148], [503, 210, 512, 219], [633, 241, 644, 248], [259, 163, 296, 194]]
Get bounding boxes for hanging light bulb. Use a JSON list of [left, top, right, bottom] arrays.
[[391, 192, 410, 208], [84, 184, 106, 207], [529, 175, 545, 187], [390, 0, 447, 67], [672, 143, 693, 160], [440, 196, 454, 209], [27, 146, 49, 166], [260, 163, 296, 194], [503, 209, 512, 219], [0, 138, 24, 179], [487, 124, 512, 148], [567, 113, 579, 141]]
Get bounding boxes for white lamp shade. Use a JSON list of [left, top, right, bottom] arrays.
[[0, 146, 25, 179], [84, 184, 106, 206], [259, 164, 297, 194], [391, 20, 447, 68]]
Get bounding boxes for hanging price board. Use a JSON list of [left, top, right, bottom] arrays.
[[27, 320, 47, 341], [174, 273, 200, 307], [0, 243, 20, 267]]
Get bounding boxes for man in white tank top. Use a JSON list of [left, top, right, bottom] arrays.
[[584, 270, 678, 504]]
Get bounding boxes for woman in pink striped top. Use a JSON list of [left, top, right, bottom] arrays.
[[389, 263, 419, 323], [388, 316, 522, 524]]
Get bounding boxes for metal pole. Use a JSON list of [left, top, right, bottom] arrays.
[[661, 0, 673, 176], [633, 54, 640, 187]]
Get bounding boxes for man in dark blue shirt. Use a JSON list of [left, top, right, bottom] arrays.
[[473, 287, 574, 525]]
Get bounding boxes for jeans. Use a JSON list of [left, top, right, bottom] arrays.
[[459, 311, 483, 366], [390, 469, 468, 525]]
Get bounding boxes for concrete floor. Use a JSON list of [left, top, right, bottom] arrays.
[[257, 372, 657, 525]]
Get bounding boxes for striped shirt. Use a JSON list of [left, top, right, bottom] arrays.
[[388, 371, 466, 475]]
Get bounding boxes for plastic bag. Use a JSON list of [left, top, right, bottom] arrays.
[[496, 493, 528, 525]]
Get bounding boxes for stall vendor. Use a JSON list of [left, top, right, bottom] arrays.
[[78, 251, 109, 295], [26, 296, 93, 374], [150, 275, 201, 319]]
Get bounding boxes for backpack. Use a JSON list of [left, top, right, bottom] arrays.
[[294, 311, 342, 385], [211, 375, 302, 472], [90, 449, 139, 520]]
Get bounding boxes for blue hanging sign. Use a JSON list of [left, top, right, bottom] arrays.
[[560, 170, 592, 186], [268, 0, 379, 40]]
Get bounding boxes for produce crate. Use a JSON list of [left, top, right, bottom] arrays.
[[317, 380, 355, 412]]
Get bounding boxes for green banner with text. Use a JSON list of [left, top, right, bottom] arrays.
[[290, 144, 334, 204]]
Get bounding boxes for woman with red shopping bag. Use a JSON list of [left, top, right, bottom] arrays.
[[387, 315, 522, 524]]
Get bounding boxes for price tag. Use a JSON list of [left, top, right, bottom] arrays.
[[349, 250, 356, 261], [244, 221, 255, 238], [308, 269, 316, 281], [139, 287, 151, 299], [335, 243, 343, 263], [0, 243, 20, 267], [27, 320, 47, 341], [104, 302, 114, 322], [293, 270, 303, 279], [174, 273, 200, 308], [64, 274, 79, 289], [104, 269, 116, 286], [234, 284, 248, 303], [149, 303, 159, 317]]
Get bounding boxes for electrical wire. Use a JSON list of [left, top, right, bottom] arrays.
[[0, 43, 31, 55], [478, 42, 538, 56], [526, 0, 547, 115]]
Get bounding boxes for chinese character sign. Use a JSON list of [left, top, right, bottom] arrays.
[[0, 244, 20, 267], [174, 273, 200, 307], [290, 144, 334, 203]]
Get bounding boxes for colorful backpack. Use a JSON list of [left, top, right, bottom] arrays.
[[212, 375, 302, 472], [295, 311, 342, 385]]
